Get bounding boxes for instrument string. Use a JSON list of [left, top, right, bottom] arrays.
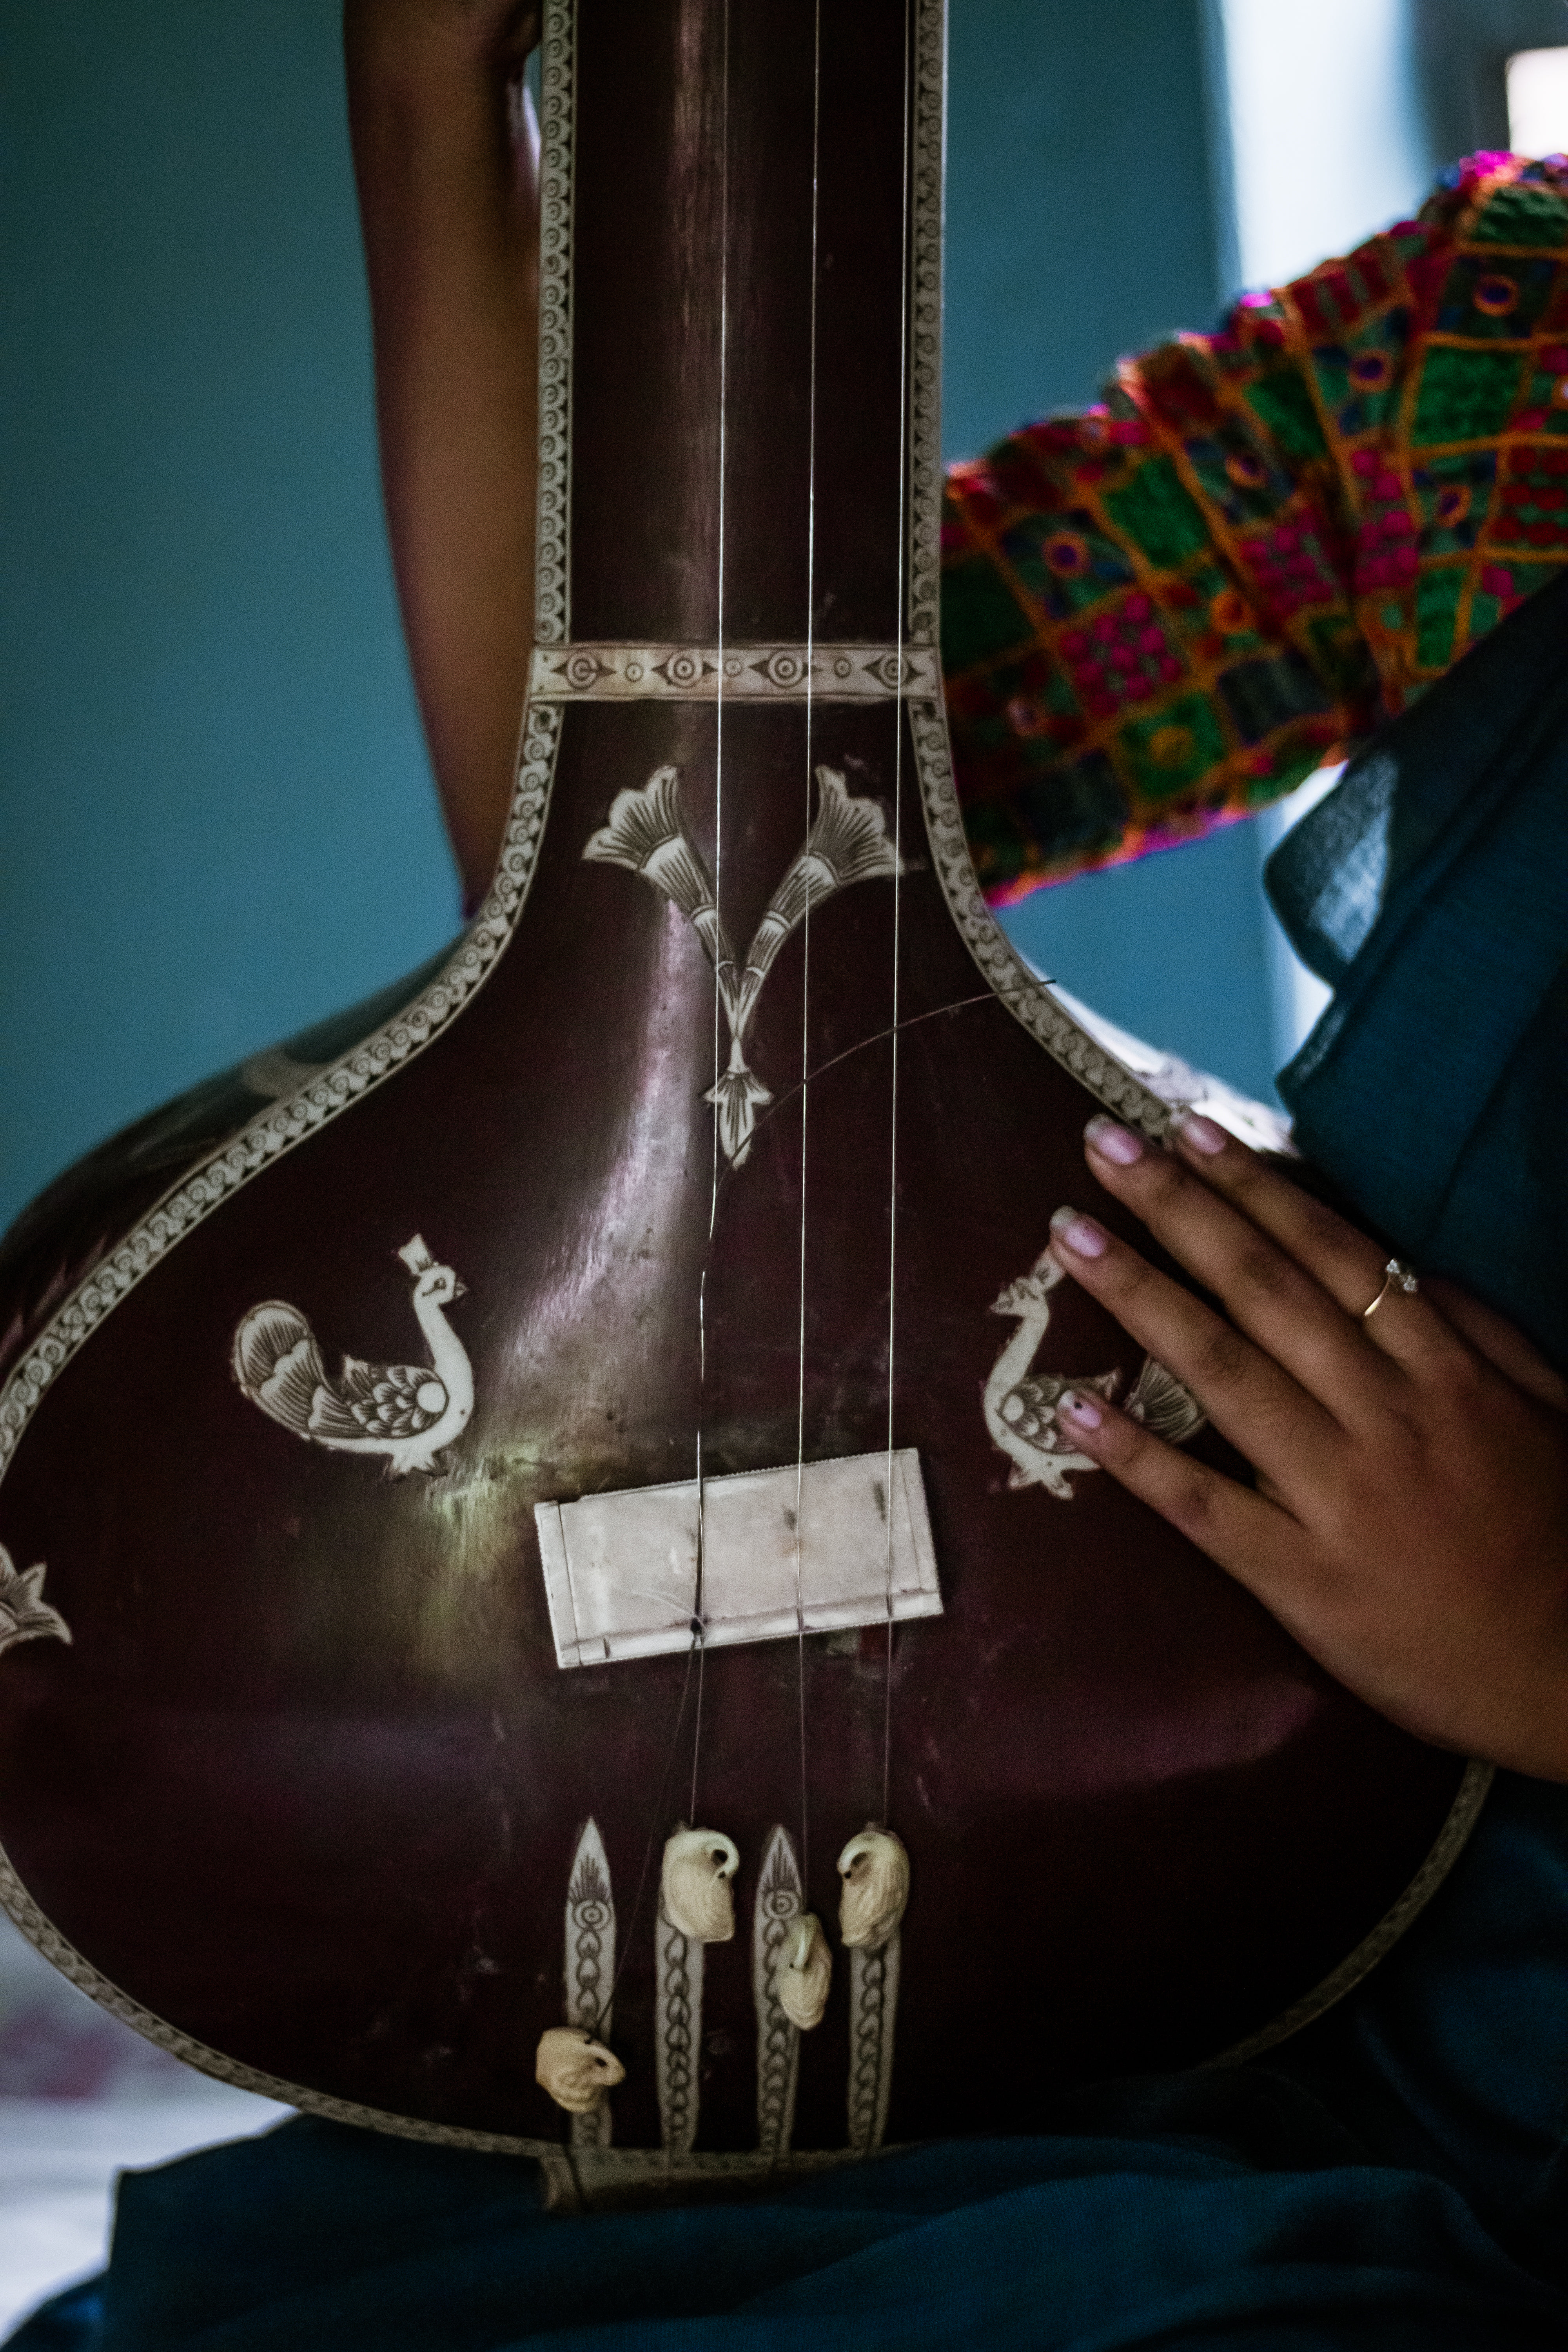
[[599, 1628, 701, 2029], [792, 0, 824, 1906], [722, 992, 1018, 1166], [882, 0, 915, 1833], [689, 0, 733, 1828], [691, 1272, 708, 1824]]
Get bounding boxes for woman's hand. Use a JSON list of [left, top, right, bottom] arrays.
[[1047, 1111, 1568, 1781]]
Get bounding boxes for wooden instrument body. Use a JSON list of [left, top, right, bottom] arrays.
[[0, 0, 1472, 2175]]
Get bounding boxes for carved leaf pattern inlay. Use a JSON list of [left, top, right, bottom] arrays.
[[0, 1546, 70, 1660], [584, 766, 906, 1166]]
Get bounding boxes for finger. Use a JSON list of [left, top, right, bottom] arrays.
[[1164, 1112, 1459, 1376], [1053, 1386, 1318, 1617], [1081, 1118, 1398, 1419], [1421, 1276, 1568, 1413], [1048, 1205, 1341, 1499]]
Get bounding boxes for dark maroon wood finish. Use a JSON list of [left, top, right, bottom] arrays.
[[0, 0, 1464, 2149], [571, 0, 909, 642]]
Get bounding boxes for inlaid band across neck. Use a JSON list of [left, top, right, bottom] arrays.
[[529, 643, 942, 701]]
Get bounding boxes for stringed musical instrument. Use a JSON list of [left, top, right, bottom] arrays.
[[0, 0, 1480, 2203]]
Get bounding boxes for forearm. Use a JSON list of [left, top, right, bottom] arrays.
[[345, 2, 539, 910]]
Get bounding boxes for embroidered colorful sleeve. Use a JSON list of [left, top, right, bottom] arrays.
[[942, 153, 1568, 904]]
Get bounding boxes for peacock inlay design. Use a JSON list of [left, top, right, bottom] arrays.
[[230, 1235, 474, 1477], [583, 763, 906, 1167], [983, 1250, 1206, 1500]]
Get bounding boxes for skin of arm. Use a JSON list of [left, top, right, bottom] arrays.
[[344, 0, 541, 910], [1049, 1114, 1568, 1782]]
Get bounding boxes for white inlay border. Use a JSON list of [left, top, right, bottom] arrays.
[[534, 0, 577, 644], [906, 0, 944, 648], [530, 643, 942, 701]]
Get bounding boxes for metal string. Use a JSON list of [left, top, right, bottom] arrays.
[[691, 1274, 708, 1823], [882, 0, 915, 1833], [688, 0, 733, 1829], [735, 993, 996, 1151], [581, 0, 926, 2081], [685, 0, 917, 1873], [597, 1628, 701, 2030], [791, 0, 825, 1908]]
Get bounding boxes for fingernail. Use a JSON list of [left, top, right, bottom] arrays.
[[1049, 1205, 1108, 1259], [1084, 1115, 1144, 1167], [1176, 1110, 1228, 1156], [1057, 1389, 1103, 1430]]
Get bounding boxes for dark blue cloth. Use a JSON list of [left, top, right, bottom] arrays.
[[13, 578, 1568, 2352], [1269, 564, 1568, 1371], [8, 1773, 1567, 2348]]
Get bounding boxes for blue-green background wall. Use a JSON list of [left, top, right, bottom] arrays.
[[943, 0, 1281, 1097], [4, 0, 1270, 1232]]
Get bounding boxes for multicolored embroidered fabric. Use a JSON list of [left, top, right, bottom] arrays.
[[942, 153, 1568, 905]]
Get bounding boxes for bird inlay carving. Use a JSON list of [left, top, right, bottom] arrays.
[[983, 1250, 1205, 1499], [230, 1235, 473, 1477]]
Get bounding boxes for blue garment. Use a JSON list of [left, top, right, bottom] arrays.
[[9, 1772, 1567, 2348], [13, 572, 1568, 2352], [1270, 564, 1568, 1372]]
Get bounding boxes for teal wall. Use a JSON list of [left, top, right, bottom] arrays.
[[946, 0, 1278, 1104], [0, 1, 456, 1230], [945, 0, 1229, 446], [2, 0, 1272, 1236]]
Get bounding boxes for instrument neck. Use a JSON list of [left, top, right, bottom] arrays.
[[541, 0, 935, 657]]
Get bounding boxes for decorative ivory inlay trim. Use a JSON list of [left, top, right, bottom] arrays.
[[894, 7, 1169, 1145], [907, 0, 944, 648], [0, 1545, 70, 1657], [753, 1827, 805, 2158], [583, 767, 910, 1169], [1215, 1757, 1495, 2066], [565, 1818, 616, 2151], [847, 1933, 900, 2155], [906, 699, 1175, 1139], [530, 642, 941, 702], [534, 0, 576, 644], [654, 1903, 703, 2156]]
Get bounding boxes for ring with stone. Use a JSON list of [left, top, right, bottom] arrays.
[[1362, 1258, 1419, 1320]]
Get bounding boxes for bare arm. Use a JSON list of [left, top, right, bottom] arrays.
[[344, 0, 540, 910]]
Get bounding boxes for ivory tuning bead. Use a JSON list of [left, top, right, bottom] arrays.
[[661, 1826, 740, 1943], [775, 1911, 832, 2030], [535, 2026, 626, 2114], [837, 1825, 909, 1951]]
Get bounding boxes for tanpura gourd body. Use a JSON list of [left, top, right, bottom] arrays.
[[0, 0, 1472, 2178]]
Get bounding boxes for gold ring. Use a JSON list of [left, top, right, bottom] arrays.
[[1363, 1258, 1419, 1319]]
